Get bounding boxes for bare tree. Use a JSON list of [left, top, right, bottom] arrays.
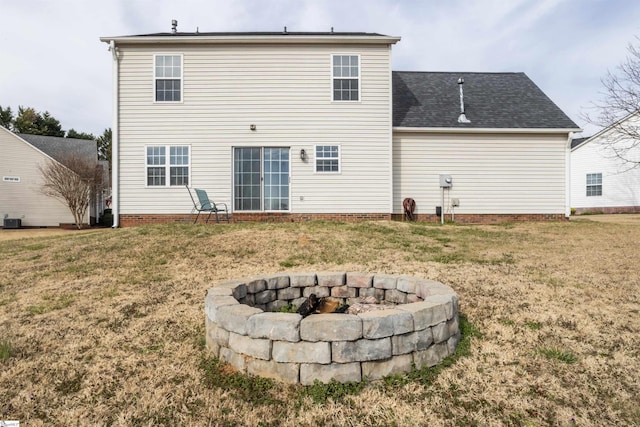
[[39, 154, 104, 229], [583, 40, 640, 169]]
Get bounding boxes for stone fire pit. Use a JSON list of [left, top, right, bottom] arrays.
[[205, 272, 460, 385]]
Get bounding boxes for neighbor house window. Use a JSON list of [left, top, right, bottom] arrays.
[[315, 145, 340, 173], [154, 54, 182, 102], [332, 55, 359, 101], [586, 173, 602, 196], [146, 145, 190, 186]]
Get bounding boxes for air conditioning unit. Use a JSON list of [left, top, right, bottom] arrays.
[[3, 218, 22, 229]]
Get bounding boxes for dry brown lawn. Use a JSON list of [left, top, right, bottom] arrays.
[[0, 216, 638, 426]]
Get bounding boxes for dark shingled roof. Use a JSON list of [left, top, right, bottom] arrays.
[[570, 137, 590, 149], [393, 71, 579, 129], [125, 31, 388, 38], [18, 134, 97, 165]]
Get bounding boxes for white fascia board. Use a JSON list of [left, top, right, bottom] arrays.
[[571, 110, 640, 152], [393, 126, 582, 134], [1, 126, 62, 166], [100, 35, 401, 45]]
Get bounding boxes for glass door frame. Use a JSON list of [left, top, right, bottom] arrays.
[[232, 146, 290, 212]]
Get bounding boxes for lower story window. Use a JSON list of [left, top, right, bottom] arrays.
[[586, 173, 602, 197], [146, 145, 190, 187], [315, 145, 340, 173]]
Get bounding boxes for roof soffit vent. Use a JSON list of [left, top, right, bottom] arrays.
[[457, 77, 471, 124]]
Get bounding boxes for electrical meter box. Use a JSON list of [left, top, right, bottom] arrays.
[[439, 174, 453, 188]]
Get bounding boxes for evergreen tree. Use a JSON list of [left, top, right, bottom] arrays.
[[13, 106, 41, 134], [0, 105, 13, 130], [67, 128, 96, 140], [97, 128, 112, 168], [13, 106, 65, 136]]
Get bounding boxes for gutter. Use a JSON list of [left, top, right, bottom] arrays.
[[99, 34, 401, 45], [109, 40, 120, 228], [393, 126, 582, 134]]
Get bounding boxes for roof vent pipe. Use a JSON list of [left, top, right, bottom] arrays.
[[457, 77, 471, 124], [171, 19, 178, 33]]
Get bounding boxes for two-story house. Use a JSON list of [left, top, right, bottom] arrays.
[[100, 28, 580, 226]]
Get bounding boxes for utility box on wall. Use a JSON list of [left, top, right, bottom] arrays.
[[439, 174, 452, 188], [3, 218, 22, 229]]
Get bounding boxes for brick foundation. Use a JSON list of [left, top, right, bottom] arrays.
[[118, 212, 567, 227], [232, 212, 392, 222], [119, 214, 193, 227], [119, 212, 391, 226], [573, 206, 640, 215], [392, 213, 568, 224]]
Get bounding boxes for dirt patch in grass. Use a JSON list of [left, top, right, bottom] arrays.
[[0, 218, 638, 426]]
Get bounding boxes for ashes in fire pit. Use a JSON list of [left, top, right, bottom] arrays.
[[205, 272, 460, 385]]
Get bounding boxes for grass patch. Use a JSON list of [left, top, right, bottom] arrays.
[[277, 303, 298, 313], [55, 370, 85, 395], [26, 293, 75, 315], [0, 293, 17, 307], [100, 286, 120, 299], [279, 253, 315, 267], [23, 243, 48, 251], [525, 321, 543, 330], [380, 314, 480, 389], [199, 354, 284, 406], [538, 347, 577, 364], [300, 379, 368, 404], [0, 339, 13, 362]]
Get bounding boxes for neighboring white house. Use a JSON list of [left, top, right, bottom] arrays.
[[0, 127, 100, 227], [571, 113, 640, 214], [100, 28, 580, 226]]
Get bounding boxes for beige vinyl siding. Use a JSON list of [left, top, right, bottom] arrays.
[[117, 43, 393, 214], [0, 128, 77, 226], [393, 132, 568, 215]]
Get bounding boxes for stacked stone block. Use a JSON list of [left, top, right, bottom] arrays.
[[205, 272, 460, 385]]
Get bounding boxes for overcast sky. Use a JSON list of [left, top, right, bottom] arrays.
[[2, 0, 640, 137]]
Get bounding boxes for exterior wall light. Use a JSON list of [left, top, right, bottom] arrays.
[[300, 149, 307, 161], [250, 124, 256, 131]]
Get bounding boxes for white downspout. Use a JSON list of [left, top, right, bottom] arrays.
[[565, 132, 573, 218], [109, 40, 120, 228], [388, 44, 394, 218]]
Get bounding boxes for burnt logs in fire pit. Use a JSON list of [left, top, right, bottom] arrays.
[[297, 294, 349, 317]]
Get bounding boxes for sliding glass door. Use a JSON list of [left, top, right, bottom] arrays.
[[234, 147, 289, 211]]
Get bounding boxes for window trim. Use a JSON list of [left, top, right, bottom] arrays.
[[586, 172, 602, 197], [145, 144, 191, 188], [331, 54, 361, 102], [153, 54, 184, 104], [314, 144, 341, 174]]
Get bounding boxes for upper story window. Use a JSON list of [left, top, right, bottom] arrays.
[[315, 145, 340, 173], [146, 145, 190, 186], [586, 173, 602, 197], [332, 55, 359, 101], [154, 54, 182, 102]]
